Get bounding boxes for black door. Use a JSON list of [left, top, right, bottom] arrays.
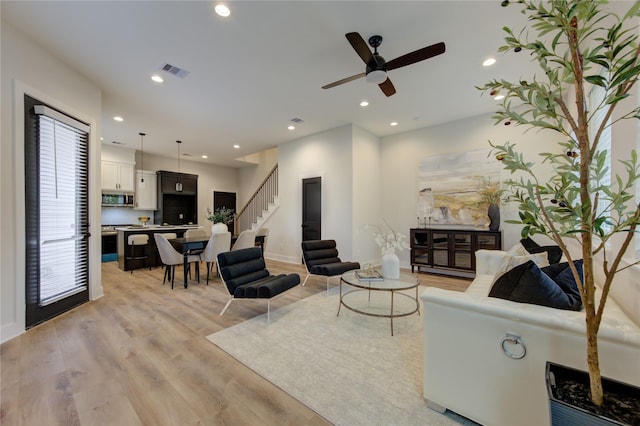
[[24, 95, 90, 328], [302, 177, 321, 241], [214, 191, 237, 233]]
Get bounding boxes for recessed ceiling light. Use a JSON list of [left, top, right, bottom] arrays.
[[233, 144, 240, 149], [288, 125, 295, 130], [390, 121, 398, 126], [215, 4, 230, 17], [360, 100, 369, 107], [494, 94, 505, 100], [202, 155, 208, 159], [113, 116, 123, 122], [100, 137, 104, 141], [483, 58, 496, 67], [151, 74, 163, 83]]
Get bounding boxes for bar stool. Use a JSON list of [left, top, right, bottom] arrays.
[[126, 234, 149, 273]]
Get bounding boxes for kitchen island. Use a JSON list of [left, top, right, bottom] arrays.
[[116, 225, 204, 271]]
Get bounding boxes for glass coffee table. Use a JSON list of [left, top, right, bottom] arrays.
[[338, 270, 420, 336]]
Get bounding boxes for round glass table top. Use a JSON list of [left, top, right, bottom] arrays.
[[340, 270, 419, 291]]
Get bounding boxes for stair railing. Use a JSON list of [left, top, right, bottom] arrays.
[[235, 164, 278, 234]]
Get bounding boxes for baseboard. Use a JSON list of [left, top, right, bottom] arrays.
[[1, 322, 24, 344], [426, 399, 447, 414], [264, 252, 299, 264]]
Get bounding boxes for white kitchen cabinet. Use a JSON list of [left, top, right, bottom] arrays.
[[134, 170, 157, 210], [102, 160, 135, 192]]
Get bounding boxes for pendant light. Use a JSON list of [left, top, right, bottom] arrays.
[[176, 140, 183, 192], [138, 132, 146, 189]]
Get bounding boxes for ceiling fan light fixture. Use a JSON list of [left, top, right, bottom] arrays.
[[215, 4, 230, 17], [366, 70, 387, 84]]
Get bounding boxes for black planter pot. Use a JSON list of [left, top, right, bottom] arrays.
[[546, 362, 640, 425]]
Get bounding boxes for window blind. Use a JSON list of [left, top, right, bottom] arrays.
[[34, 106, 90, 305]]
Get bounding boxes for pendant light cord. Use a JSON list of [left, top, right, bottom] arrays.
[[139, 132, 145, 183]]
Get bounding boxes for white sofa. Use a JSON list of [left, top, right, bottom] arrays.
[[420, 249, 640, 426]]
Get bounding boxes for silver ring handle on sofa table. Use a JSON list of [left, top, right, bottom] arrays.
[[501, 333, 526, 359]]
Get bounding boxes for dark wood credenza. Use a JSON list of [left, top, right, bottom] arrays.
[[410, 228, 502, 278]]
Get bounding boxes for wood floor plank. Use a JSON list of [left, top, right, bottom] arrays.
[[0, 259, 470, 425]]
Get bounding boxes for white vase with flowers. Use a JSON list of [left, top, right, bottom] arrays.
[[367, 220, 410, 279]]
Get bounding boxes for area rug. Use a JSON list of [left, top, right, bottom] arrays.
[[207, 288, 475, 426]]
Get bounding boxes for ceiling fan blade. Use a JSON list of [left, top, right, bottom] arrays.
[[322, 72, 366, 90], [345, 32, 373, 64], [386, 42, 446, 71], [379, 78, 396, 97]]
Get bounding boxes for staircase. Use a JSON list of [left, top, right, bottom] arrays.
[[235, 164, 278, 234]]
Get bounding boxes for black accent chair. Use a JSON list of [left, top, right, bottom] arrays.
[[301, 239, 360, 292], [217, 247, 301, 321]]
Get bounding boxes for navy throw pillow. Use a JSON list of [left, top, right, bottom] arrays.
[[520, 237, 563, 264], [488, 260, 583, 311], [541, 259, 584, 301]]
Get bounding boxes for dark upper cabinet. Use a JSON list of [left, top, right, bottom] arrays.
[[159, 170, 198, 195], [155, 171, 198, 225]]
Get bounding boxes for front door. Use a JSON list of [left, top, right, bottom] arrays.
[[302, 177, 321, 241], [24, 95, 90, 328]]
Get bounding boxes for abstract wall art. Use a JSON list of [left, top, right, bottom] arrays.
[[417, 149, 502, 227]]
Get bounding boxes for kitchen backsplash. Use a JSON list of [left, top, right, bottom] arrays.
[[101, 207, 155, 225]]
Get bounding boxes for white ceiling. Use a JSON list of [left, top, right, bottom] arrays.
[[2, 1, 537, 167]]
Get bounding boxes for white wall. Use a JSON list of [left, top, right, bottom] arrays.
[[269, 125, 354, 263], [268, 114, 561, 268], [380, 113, 559, 268], [1, 21, 103, 342], [352, 125, 382, 266]]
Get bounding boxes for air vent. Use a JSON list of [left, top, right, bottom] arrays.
[[290, 117, 304, 123], [182, 153, 192, 157], [160, 63, 190, 79], [111, 141, 125, 145]]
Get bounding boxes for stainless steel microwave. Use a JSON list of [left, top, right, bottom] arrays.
[[102, 193, 134, 206]]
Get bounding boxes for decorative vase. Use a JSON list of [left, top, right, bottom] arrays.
[[381, 251, 400, 279], [488, 203, 500, 231], [211, 222, 228, 234]]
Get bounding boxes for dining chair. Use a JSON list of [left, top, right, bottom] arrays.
[[184, 228, 208, 257], [256, 227, 269, 253], [185, 228, 208, 239], [231, 229, 257, 251], [154, 233, 200, 289], [200, 231, 231, 284]]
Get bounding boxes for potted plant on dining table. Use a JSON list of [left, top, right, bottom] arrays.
[[206, 207, 235, 234]]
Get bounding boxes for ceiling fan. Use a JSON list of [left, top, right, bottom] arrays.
[[322, 32, 446, 97]]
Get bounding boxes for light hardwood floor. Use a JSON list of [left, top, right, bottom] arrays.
[[1, 258, 470, 426]]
